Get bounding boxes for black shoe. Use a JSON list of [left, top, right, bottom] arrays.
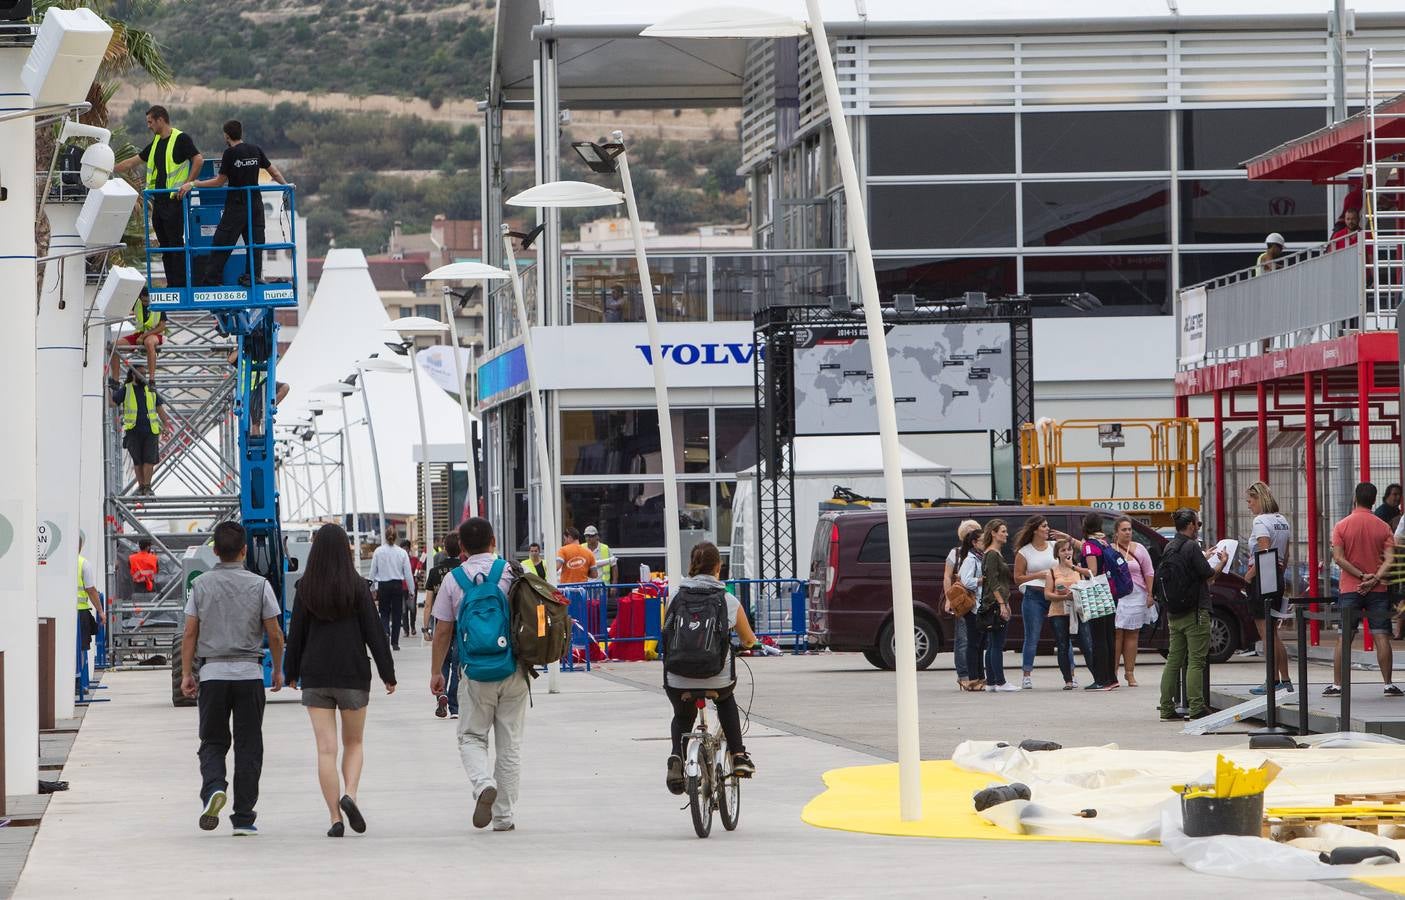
[[666, 755, 685, 795], [199, 790, 227, 831], [1159, 711, 1183, 721], [732, 752, 756, 778], [1323, 685, 1342, 697], [473, 786, 497, 829], [339, 795, 366, 834], [1386, 685, 1403, 697], [435, 695, 449, 718], [1187, 708, 1212, 720], [393, 645, 401, 651], [327, 821, 344, 838]]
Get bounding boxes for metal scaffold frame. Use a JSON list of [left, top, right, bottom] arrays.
[[752, 299, 1034, 582]]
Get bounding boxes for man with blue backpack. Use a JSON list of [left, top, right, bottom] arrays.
[[429, 517, 528, 832]]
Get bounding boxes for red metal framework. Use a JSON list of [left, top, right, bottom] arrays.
[[1177, 333, 1402, 647]]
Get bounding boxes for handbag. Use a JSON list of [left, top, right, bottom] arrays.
[[946, 581, 976, 618], [1071, 574, 1116, 622]]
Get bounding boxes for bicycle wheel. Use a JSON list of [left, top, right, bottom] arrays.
[[687, 772, 713, 838], [718, 749, 741, 831]]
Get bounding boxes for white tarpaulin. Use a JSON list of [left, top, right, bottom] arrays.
[[416, 345, 473, 397], [954, 736, 1405, 881]]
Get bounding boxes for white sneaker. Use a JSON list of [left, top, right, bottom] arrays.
[[995, 682, 1020, 692], [1021, 676, 1033, 690], [984, 685, 997, 692]]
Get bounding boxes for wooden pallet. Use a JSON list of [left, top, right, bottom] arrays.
[[1337, 792, 1405, 805], [1265, 810, 1405, 840]]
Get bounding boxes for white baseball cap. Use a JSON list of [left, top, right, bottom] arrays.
[[584, 525, 599, 536], [1265, 232, 1285, 247]]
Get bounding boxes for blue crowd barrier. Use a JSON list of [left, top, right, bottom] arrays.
[[726, 578, 808, 651], [75, 610, 109, 706], [94, 593, 110, 670]]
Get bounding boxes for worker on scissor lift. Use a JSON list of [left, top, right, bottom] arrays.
[[180, 120, 288, 287], [120, 288, 166, 386], [115, 106, 203, 290]]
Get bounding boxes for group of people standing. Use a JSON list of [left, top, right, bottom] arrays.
[[944, 513, 1166, 694]]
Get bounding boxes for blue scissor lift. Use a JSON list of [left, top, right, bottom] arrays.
[[141, 173, 298, 646]]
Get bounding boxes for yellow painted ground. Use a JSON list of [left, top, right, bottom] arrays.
[[801, 761, 1405, 895], [801, 760, 1153, 845]]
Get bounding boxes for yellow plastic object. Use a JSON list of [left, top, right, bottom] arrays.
[[1354, 876, 1405, 896], [802, 761, 1154, 845], [1179, 755, 1279, 800]]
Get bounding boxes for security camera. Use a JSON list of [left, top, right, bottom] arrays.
[[79, 141, 114, 189]]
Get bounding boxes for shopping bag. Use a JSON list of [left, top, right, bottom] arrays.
[[1071, 574, 1116, 622]]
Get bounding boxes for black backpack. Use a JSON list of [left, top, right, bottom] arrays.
[[662, 584, 731, 679], [1155, 537, 1197, 616]]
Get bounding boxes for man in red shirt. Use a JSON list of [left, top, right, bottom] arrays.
[[1331, 207, 1362, 251], [556, 527, 597, 585], [1329, 482, 1399, 697], [129, 538, 159, 593]]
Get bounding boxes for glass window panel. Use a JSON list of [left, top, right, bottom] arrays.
[[1023, 180, 1171, 247], [875, 256, 1017, 303], [715, 408, 757, 474], [1180, 251, 1257, 287], [1022, 110, 1169, 172], [868, 114, 1015, 176], [568, 256, 706, 323], [869, 184, 1016, 250], [562, 483, 667, 549], [712, 254, 846, 320], [681, 482, 712, 535], [414, 304, 441, 320], [856, 517, 960, 564], [1181, 107, 1328, 171], [1179, 179, 1327, 244], [717, 480, 737, 548], [1023, 253, 1168, 314], [559, 409, 709, 477]]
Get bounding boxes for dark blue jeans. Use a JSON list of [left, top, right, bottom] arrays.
[[986, 620, 1009, 686], [953, 614, 969, 679], [1021, 587, 1050, 673], [963, 611, 987, 682], [1050, 614, 1075, 683], [441, 640, 460, 715]]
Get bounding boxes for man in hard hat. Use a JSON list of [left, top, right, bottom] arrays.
[[1256, 233, 1285, 275]]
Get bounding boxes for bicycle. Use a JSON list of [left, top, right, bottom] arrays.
[[680, 690, 745, 838]]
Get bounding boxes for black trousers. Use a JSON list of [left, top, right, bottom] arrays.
[[151, 198, 187, 287], [197, 678, 266, 828], [666, 685, 745, 758], [1086, 614, 1118, 686], [78, 608, 98, 653], [378, 580, 406, 648], [201, 201, 264, 286]]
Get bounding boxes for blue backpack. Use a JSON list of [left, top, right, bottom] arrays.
[[1091, 539, 1135, 600], [452, 560, 517, 682]]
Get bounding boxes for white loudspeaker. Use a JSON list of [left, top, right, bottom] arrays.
[[96, 266, 145, 319], [77, 179, 138, 247], [21, 8, 112, 107]]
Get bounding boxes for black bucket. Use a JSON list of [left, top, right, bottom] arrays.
[[1180, 792, 1265, 837]]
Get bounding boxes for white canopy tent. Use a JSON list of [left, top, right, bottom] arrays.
[[276, 248, 471, 522], [729, 436, 951, 579]]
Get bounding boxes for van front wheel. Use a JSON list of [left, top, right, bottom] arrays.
[[877, 619, 940, 671]]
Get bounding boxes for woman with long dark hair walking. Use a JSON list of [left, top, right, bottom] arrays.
[[285, 523, 397, 837]]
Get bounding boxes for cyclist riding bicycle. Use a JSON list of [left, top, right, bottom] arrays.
[[665, 541, 758, 795]]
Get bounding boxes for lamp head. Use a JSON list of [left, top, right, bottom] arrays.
[[506, 181, 623, 209], [423, 262, 511, 282], [571, 140, 625, 175]]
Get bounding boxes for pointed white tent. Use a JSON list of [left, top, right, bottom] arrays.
[[277, 249, 469, 520]]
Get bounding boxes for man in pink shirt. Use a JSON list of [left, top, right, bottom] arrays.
[[1329, 482, 1399, 697]]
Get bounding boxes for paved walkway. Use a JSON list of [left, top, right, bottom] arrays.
[[13, 647, 1357, 898]]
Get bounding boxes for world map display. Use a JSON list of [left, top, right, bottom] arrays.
[[792, 322, 1013, 435]]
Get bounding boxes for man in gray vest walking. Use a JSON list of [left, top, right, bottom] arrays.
[[180, 521, 284, 835]]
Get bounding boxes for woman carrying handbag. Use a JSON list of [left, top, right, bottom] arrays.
[[954, 528, 987, 691], [979, 520, 1018, 692]]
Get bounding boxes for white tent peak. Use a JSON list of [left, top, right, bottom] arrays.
[[322, 248, 370, 271]]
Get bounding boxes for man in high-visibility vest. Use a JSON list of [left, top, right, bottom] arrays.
[[583, 525, 616, 584], [119, 289, 166, 385], [115, 105, 203, 289], [77, 533, 106, 655], [108, 358, 172, 496]]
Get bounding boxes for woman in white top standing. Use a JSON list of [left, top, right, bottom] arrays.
[[942, 519, 981, 690], [1013, 515, 1070, 691], [1111, 517, 1156, 687], [1245, 482, 1294, 695]]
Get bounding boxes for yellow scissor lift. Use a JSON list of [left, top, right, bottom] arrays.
[[1019, 418, 1201, 529]]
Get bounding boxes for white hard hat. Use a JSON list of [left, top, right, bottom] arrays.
[[1265, 232, 1285, 247]]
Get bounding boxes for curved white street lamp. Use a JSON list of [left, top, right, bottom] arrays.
[[507, 177, 684, 604], [424, 261, 512, 526], [313, 381, 364, 558], [385, 316, 451, 557], [646, 2, 924, 821], [352, 355, 410, 540]]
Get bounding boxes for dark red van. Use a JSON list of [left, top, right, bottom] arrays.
[[805, 505, 1254, 670]]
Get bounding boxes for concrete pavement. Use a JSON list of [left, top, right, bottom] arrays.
[[12, 646, 1360, 898]]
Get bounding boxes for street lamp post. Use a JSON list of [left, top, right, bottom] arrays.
[[385, 316, 451, 558], [352, 355, 410, 541], [644, 4, 924, 820], [423, 263, 515, 525]]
